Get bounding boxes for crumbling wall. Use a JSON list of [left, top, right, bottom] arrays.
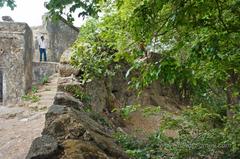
[[32, 17, 79, 62], [0, 22, 33, 105]]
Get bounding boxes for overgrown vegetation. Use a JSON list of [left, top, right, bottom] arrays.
[[114, 106, 240, 158], [45, 0, 240, 158], [63, 85, 91, 103], [113, 104, 140, 119], [22, 85, 40, 103], [31, 86, 38, 94], [40, 76, 49, 85], [89, 111, 113, 128], [22, 94, 40, 103], [22, 94, 39, 103]]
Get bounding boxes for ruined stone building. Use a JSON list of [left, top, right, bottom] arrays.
[[0, 16, 79, 105], [0, 22, 33, 105], [32, 16, 79, 62]]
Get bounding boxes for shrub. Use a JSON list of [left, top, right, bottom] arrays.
[[114, 105, 240, 159], [40, 76, 49, 85], [64, 85, 91, 103], [22, 94, 40, 103], [112, 104, 140, 119], [31, 86, 38, 93]]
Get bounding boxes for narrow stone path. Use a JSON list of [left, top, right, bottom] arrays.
[[0, 74, 58, 159]]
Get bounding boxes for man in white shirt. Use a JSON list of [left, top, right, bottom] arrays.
[[38, 35, 47, 62]]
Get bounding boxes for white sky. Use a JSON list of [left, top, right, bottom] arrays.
[[0, 0, 83, 27]]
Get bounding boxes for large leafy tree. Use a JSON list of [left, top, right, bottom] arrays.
[[48, 0, 240, 112], [0, 0, 16, 9], [46, 0, 104, 22], [47, 1, 240, 157]]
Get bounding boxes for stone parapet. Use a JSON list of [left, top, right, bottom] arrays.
[[32, 62, 59, 84]]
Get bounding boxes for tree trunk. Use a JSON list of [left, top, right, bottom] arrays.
[[226, 70, 240, 117]]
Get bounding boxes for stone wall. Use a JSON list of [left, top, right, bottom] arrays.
[[27, 77, 129, 159], [0, 22, 33, 105], [32, 17, 79, 62], [32, 62, 59, 84]]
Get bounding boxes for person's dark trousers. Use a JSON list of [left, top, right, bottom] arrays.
[[40, 48, 47, 62]]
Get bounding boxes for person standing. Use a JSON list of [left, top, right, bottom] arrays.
[[38, 35, 47, 62]]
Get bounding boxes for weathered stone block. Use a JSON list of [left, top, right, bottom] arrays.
[[0, 22, 33, 105]]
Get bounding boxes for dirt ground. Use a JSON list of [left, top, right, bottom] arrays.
[[122, 103, 180, 139], [0, 74, 58, 159]]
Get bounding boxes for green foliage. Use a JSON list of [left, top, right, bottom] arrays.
[[22, 86, 40, 103], [31, 86, 38, 94], [113, 132, 149, 158], [22, 94, 40, 103], [47, 1, 240, 158], [114, 106, 240, 159], [142, 106, 161, 117], [46, 0, 103, 23], [0, 0, 16, 10], [89, 111, 113, 128], [63, 85, 91, 103], [70, 16, 123, 83], [40, 76, 49, 85], [112, 104, 140, 119], [69, 0, 240, 107]]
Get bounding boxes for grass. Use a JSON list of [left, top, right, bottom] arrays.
[[64, 85, 91, 103], [22, 85, 40, 103], [32, 85, 38, 93], [40, 76, 49, 85], [22, 94, 40, 103]]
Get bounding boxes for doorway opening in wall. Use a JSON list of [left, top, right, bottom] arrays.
[[0, 71, 3, 104]]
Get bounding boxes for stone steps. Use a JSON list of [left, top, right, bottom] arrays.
[[0, 73, 59, 159]]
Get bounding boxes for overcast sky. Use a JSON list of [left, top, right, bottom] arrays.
[[0, 0, 83, 27]]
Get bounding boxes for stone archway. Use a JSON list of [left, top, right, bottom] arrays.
[[0, 70, 2, 103]]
